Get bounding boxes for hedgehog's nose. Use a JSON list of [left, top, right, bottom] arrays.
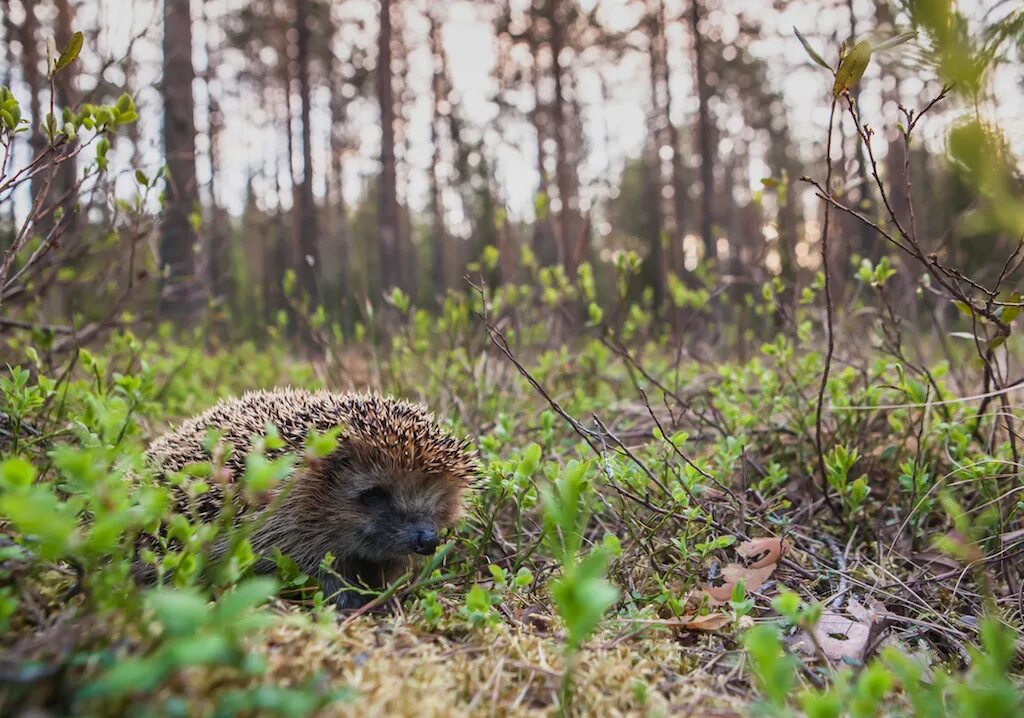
[[410, 525, 440, 555]]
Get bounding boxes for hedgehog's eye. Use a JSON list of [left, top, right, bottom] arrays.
[[357, 486, 390, 507]]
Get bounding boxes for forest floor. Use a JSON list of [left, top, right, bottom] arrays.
[[2, 312, 1023, 716], [229, 616, 742, 716]]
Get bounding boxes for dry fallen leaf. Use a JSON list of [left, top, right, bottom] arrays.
[[736, 537, 787, 568], [516, 603, 552, 631], [705, 563, 777, 603], [912, 551, 961, 575], [812, 611, 872, 662], [666, 613, 732, 632], [791, 601, 881, 664], [705, 536, 786, 604], [846, 597, 884, 625]]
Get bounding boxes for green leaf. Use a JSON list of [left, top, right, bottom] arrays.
[[305, 427, 341, 458], [146, 588, 209, 636], [550, 567, 618, 652], [88, 657, 166, 697], [515, 443, 542, 478], [165, 633, 233, 668], [871, 31, 917, 53], [999, 292, 1022, 323], [214, 577, 278, 623], [55, 32, 83, 73], [771, 590, 802, 622], [833, 40, 873, 96], [116, 92, 134, 113], [744, 624, 798, 707], [952, 300, 977, 318], [0, 457, 36, 490], [242, 453, 294, 493], [800, 689, 845, 718], [0, 492, 77, 559], [794, 27, 833, 71], [731, 578, 747, 603]]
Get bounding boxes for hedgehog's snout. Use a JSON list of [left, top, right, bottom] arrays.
[[405, 522, 440, 555]]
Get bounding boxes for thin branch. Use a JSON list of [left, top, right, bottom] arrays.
[[814, 97, 842, 522]]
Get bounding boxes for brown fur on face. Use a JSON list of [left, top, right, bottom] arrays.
[[139, 389, 477, 607]]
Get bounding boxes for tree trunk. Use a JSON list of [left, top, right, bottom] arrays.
[[643, 9, 666, 306], [0, 8, 14, 90], [292, 0, 319, 302], [17, 1, 45, 211], [377, 0, 402, 292], [689, 0, 715, 263], [548, 1, 581, 273], [427, 10, 450, 297], [327, 53, 350, 322], [528, 30, 556, 266], [161, 0, 201, 316], [390, 8, 417, 300], [0, 9, 14, 234], [201, 0, 227, 303], [54, 0, 77, 216], [658, 0, 688, 274]]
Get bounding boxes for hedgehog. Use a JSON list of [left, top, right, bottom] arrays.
[[136, 388, 477, 608]]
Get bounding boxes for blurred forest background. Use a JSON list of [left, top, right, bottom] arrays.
[[0, 0, 1022, 343]]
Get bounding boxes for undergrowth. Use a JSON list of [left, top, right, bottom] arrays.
[[2, 256, 1022, 715]]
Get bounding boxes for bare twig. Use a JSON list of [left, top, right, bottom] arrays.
[[813, 96, 843, 522]]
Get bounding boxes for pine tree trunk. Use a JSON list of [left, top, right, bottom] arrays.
[[690, 0, 716, 263], [427, 11, 450, 297], [0, 10, 14, 235], [548, 2, 580, 273], [377, 0, 402, 292], [201, 0, 227, 303], [54, 0, 77, 218], [528, 32, 556, 266], [18, 3, 45, 212], [293, 0, 319, 303], [327, 53, 350, 321], [643, 10, 666, 306], [657, 0, 688, 274], [160, 0, 201, 316]]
